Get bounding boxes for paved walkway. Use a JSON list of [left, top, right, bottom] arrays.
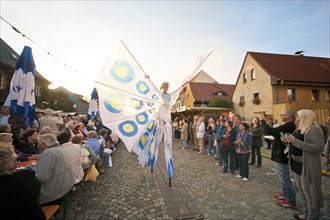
[[54, 141, 330, 220]]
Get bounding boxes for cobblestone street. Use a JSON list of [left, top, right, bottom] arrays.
[[57, 140, 330, 220]]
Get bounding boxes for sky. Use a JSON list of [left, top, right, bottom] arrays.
[[1, 1, 329, 99]]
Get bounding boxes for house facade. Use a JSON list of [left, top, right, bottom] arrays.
[[232, 52, 330, 124], [0, 38, 88, 114], [173, 70, 235, 119]]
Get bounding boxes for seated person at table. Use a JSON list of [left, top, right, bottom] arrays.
[[0, 142, 46, 220], [0, 124, 19, 147], [0, 132, 39, 162], [85, 130, 101, 165], [33, 134, 75, 205], [72, 134, 96, 170], [17, 128, 39, 154], [57, 131, 84, 184]]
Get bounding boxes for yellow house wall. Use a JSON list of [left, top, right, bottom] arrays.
[[233, 54, 274, 122], [182, 84, 195, 107], [274, 85, 330, 124]]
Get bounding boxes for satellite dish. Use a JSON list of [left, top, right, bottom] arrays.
[[294, 51, 305, 55]]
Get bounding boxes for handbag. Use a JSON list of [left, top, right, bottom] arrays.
[[85, 165, 99, 181], [81, 148, 90, 166]]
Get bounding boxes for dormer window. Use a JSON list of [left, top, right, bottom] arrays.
[[251, 69, 256, 80], [213, 91, 227, 96]]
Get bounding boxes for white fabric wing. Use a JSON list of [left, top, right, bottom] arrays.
[[95, 41, 162, 153]]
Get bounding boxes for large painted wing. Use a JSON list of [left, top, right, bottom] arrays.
[[168, 51, 213, 107], [95, 41, 162, 157]]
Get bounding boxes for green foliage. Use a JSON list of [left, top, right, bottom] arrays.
[[207, 98, 233, 108]]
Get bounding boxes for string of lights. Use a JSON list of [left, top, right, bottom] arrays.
[[0, 16, 87, 78]]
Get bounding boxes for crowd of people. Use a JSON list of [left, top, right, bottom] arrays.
[[1, 104, 329, 220], [174, 110, 329, 220], [0, 106, 119, 220]]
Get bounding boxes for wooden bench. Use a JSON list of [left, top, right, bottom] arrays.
[[42, 205, 60, 220]]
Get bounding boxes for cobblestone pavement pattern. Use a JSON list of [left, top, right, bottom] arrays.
[[55, 141, 330, 220]]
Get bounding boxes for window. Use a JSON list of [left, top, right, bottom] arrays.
[[251, 69, 256, 80], [243, 73, 247, 83], [287, 88, 296, 101], [186, 94, 190, 99], [35, 84, 41, 97], [326, 90, 330, 101], [312, 90, 320, 101], [252, 92, 260, 104], [239, 96, 245, 106], [217, 92, 223, 96], [0, 73, 4, 89]]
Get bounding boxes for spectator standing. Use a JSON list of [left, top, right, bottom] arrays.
[[215, 118, 226, 166], [197, 117, 206, 154], [188, 118, 194, 144], [206, 117, 216, 156], [180, 118, 189, 149], [288, 115, 306, 219], [249, 117, 263, 168], [261, 110, 297, 208], [221, 121, 237, 174], [235, 123, 252, 181], [286, 109, 324, 219], [192, 116, 200, 151]]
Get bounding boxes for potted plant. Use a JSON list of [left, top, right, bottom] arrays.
[[252, 97, 261, 105], [238, 100, 245, 107]]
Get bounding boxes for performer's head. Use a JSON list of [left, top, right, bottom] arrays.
[[160, 81, 169, 92]]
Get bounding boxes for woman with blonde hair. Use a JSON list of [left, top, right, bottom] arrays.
[[286, 109, 324, 220]]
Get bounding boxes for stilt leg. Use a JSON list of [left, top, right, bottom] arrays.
[[169, 177, 172, 187]]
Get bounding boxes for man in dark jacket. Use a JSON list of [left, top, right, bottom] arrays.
[[261, 110, 296, 208]]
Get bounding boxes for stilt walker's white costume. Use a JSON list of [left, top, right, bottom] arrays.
[[95, 41, 211, 184]]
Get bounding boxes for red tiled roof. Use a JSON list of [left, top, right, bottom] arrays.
[[189, 82, 235, 102], [248, 52, 330, 83]]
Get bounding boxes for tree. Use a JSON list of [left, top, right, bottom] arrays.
[[207, 98, 234, 108]]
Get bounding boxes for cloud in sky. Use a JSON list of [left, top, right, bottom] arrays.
[[0, 1, 329, 97]]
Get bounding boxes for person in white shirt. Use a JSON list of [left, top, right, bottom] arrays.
[[197, 117, 206, 154], [34, 134, 75, 205], [57, 131, 84, 184]]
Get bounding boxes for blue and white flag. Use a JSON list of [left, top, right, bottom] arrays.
[[87, 88, 99, 120], [4, 46, 36, 128]]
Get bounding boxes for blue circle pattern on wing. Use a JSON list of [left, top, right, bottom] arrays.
[[139, 132, 149, 150], [130, 98, 143, 110], [149, 108, 155, 113], [118, 120, 138, 137], [104, 95, 123, 113], [152, 94, 159, 100], [136, 112, 149, 125], [110, 61, 134, 83], [147, 120, 154, 132], [136, 81, 150, 94], [147, 102, 155, 107]]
